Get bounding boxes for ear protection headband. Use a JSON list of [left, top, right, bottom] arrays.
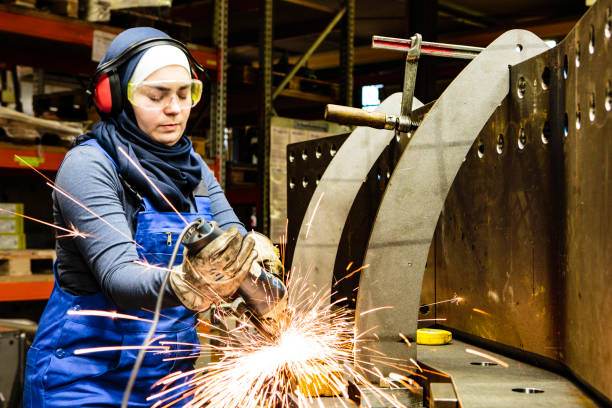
[[88, 37, 205, 116]]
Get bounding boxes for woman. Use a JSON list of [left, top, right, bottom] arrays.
[[23, 27, 274, 407]]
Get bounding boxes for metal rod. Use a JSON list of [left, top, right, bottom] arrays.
[[372, 35, 483, 60], [272, 7, 346, 100]]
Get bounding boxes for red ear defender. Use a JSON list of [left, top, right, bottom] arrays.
[[93, 73, 113, 114]]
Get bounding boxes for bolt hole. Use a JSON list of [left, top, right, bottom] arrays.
[[589, 93, 596, 121], [289, 178, 295, 189], [471, 362, 498, 366], [575, 42, 581, 68], [541, 121, 551, 145], [589, 25, 595, 54], [563, 113, 569, 136], [315, 174, 321, 185], [606, 8, 611, 38], [419, 305, 430, 315], [302, 177, 309, 188], [541, 67, 551, 90], [576, 107, 582, 130], [9, 339, 14, 346], [386, 170, 391, 179], [512, 388, 544, 394], [563, 54, 568, 79], [288, 152, 295, 163], [515, 44, 523, 52], [517, 76, 527, 99], [376, 168, 382, 181], [477, 140, 485, 159], [315, 145, 322, 158], [330, 144, 337, 156], [496, 134, 504, 154], [301, 149, 308, 160], [518, 128, 527, 150], [605, 81, 612, 111]]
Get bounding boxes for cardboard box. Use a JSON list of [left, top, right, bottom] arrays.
[[0, 234, 26, 250], [0, 218, 24, 234], [0, 203, 24, 215]]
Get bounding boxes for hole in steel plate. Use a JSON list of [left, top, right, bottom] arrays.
[[302, 177, 309, 188], [517, 76, 527, 98], [589, 93, 596, 121], [315, 145, 322, 158], [376, 167, 382, 181], [515, 44, 523, 52], [606, 8, 611, 38], [419, 305, 430, 315], [496, 134, 504, 154], [575, 42, 581, 67], [315, 174, 321, 185], [301, 149, 308, 160], [541, 121, 551, 144], [541, 67, 551, 90], [563, 54, 568, 79], [518, 128, 527, 149], [605, 81, 612, 111], [288, 152, 295, 163], [564, 113, 569, 136], [477, 139, 485, 159], [589, 25, 595, 54], [330, 144, 337, 156], [512, 388, 544, 394], [289, 178, 295, 189], [471, 362, 498, 366], [576, 107, 582, 130]]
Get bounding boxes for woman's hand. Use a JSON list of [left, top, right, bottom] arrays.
[[170, 226, 258, 311]]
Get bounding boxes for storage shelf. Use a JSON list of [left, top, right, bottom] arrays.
[[0, 142, 67, 171], [0, 274, 54, 301], [0, 5, 218, 71]]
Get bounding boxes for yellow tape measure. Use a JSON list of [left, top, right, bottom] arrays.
[[416, 328, 452, 345]]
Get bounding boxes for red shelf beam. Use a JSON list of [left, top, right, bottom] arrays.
[[0, 8, 218, 70]]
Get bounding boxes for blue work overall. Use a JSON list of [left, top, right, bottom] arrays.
[[23, 140, 213, 407]]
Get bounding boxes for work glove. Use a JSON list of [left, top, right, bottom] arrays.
[[170, 225, 258, 312], [249, 232, 284, 279]]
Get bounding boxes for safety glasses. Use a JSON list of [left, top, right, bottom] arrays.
[[127, 79, 203, 110]]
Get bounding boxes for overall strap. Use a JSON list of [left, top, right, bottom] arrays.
[[79, 139, 118, 170]]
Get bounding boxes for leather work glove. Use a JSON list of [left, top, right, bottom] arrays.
[[249, 232, 284, 278], [170, 225, 258, 312]]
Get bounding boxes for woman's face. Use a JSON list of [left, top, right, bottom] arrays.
[[131, 65, 191, 147]]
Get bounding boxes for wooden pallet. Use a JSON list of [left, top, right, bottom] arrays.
[[0, 249, 56, 276]]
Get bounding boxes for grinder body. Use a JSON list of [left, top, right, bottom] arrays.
[[181, 218, 287, 331]]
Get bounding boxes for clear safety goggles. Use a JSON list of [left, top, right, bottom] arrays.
[[127, 79, 203, 110]]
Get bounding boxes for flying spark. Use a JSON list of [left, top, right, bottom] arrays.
[[465, 348, 509, 368], [304, 192, 324, 239], [472, 308, 491, 316], [0, 208, 90, 238], [118, 146, 188, 225]]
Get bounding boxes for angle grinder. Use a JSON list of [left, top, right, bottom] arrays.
[[181, 218, 288, 338]]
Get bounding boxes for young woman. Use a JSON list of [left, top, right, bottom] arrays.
[[23, 27, 276, 407]]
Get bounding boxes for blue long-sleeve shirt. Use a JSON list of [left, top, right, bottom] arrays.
[[53, 143, 246, 310]]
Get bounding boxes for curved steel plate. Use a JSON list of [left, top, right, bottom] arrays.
[[355, 30, 548, 372], [289, 94, 423, 304]]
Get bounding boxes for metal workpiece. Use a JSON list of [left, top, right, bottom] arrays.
[[419, 340, 599, 407], [287, 93, 423, 304], [355, 29, 548, 379], [372, 35, 484, 60], [421, 0, 612, 403]]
